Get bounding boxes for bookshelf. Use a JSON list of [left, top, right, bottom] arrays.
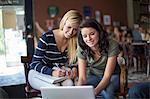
[[133, 0, 150, 28]]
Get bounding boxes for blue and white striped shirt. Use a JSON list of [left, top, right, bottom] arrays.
[[30, 30, 68, 75]]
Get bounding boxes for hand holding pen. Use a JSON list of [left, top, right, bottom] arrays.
[[52, 63, 66, 77]]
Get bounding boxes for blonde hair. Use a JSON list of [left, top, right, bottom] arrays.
[[59, 10, 82, 30], [68, 36, 77, 64], [59, 10, 82, 64]]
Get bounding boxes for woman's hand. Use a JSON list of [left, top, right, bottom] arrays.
[[94, 88, 100, 96], [52, 69, 66, 77], [67, 67, 78, 79], [71, 67, 78, 79]]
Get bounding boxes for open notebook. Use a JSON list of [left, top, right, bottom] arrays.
[[40, 86, 95, 99], [34, 72, 67, 84]]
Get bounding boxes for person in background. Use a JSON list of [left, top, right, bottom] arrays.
[[145, 28, 150, 41], [34, 20, 55, 47], [132, 24, 142, 42], [123, 29, 133, 68], [139, 27, 148, 41], [112, 26, 126, 67], [28, 10, 82, 90], [77, 19, 120, 99], [132, 24, 146, 72], [35, 19, 55, 38], [105, 26, 113, 39], [128, 82, 150, 99], [113, 26, 124, 44], [35, 21, 45, 36]]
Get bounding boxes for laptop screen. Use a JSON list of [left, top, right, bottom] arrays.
[[40, 86, 95, 99]]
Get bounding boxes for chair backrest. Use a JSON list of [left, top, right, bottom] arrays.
[[21, 56, 32, 84], [119, 64, 128, 97], [21, 56, 40, 98]]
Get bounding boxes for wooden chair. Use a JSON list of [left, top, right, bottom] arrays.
[[117, 64, 128, 99], [21, 56, 128, 98], [21, 56, 41, 98]]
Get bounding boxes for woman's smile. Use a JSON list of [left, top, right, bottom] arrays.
[[81, 27, 99, 48]]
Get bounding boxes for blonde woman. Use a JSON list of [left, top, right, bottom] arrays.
[[28, 10, 82, 90]]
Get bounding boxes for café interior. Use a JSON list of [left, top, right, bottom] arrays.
[[0, 0, 149, 98]]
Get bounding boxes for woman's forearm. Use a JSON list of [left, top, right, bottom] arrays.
[[95, 56, 117, 95], [77, 77, 87, 85], [95, 76, 110, 95]]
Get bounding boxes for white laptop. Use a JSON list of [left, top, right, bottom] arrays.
[[40, 86, 95, 99]]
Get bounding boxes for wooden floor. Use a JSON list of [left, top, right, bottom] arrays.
[[128, 66, 150, 89]]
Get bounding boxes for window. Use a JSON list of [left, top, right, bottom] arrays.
[[0, 6, 26, 86]]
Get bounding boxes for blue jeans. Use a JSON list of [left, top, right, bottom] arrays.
[[128, 82, 150, 99], [86, 74, 119, 99]]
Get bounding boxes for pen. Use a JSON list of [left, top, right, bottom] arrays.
[[55, 63, 67, 76], [55, 63, 60, 69]]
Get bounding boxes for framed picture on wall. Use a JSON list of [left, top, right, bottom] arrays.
[[103, 15, 111, 25], [83, 6, 91, 18], [95, 10, 101, 23], [48, 6, 59, 18]]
